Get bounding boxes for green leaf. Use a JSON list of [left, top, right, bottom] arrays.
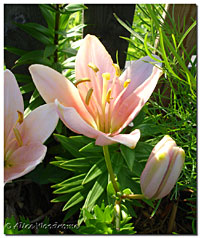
[[51, 157, 93, 172], [14, 50, 52, 68], [51, 193, 72, 203], [60, 47, 77, 56], [82, 158, 106, 184], [135, 142, 153, 160], [52, 173, 86, 188], [39, 4, 55, 29], [135, 123, 162, 137], [15, 74, 31, 83], [44, 44, 57, 58], [63, 204, 82, 222], [4, 46, 28, 56], [54, 134, 92, 157], [15, 22, 53, 45], [79, 141, 103, 154], [20, 82, 35, 94], [29, 89, 40, 103], [103, 205, 113, 223], [64, 4, 87, 12], [24, 97, 44, 117], [63, 190, 88, 211], [54, 184, 84, 194], [93, 205, 104, 221], [120, 145, 135, 173], [83, 173, 108, 211]]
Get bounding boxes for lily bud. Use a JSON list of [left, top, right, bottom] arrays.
[[140, 135, 185, 200]]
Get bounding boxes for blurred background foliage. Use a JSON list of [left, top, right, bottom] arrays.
[[4, 4, 196, 235]]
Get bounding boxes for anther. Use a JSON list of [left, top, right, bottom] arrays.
[[112, 64, 121, 77], [88, 63, 99, 73], [123, 79, 131, 88], [74, 78, 91, 87], [16, 111, 23, 124], [85, 88, 93, 105]]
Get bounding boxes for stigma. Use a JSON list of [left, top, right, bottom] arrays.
[[112, 63, 121, 77]]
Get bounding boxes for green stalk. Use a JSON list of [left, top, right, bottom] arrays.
[[122, 194, 145, 199], [103, 145, 119, 193]]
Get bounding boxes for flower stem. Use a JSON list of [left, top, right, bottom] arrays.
[[103, 145, 119, 193], [121, 194, 145, 199], [114, 200, 121, 231]]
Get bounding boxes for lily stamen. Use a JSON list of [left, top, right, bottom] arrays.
[[85, 88, 93, 105], [123, 79, 131, 88], [112, 63, 121, 77], [88, 63, 99, 73], [75, 78, 91, 87], [106, 88, 112, 104]]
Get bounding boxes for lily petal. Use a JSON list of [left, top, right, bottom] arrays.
[[95, 129, 141, 148], [111, 65, 163, 133], [29, 64, 96, 127], [55, 99, 140, 148], [4, 143, 46, 184], [119, 55, 162, 98], [156, 147, 185, 199], [55, 99, 103, 138], [75, 34, 115, 105], [20, 103, 59, 144], [4, 70, 24, 142]]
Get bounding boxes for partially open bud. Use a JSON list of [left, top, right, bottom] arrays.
[[140, 135, 185, 200]]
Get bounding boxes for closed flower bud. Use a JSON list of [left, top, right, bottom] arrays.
[[140, 135, 185, 200]]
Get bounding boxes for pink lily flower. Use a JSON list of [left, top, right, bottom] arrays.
[[140, 135, 185, 199], [29, 34, 162, 148], [4, 70, 59, 184]]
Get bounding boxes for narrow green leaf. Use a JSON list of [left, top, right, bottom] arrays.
[[29, 89, 40, 103], [93, 205, 104, 221], [120, 145, 135, 173], [79, 141, 103, 154], [44, 44, 57, 58], [39, 4, 55, 29], [64, 4, 87, 12], [20, 82, 35, 94], [4, 46, 28, 56], [51, 193, 71, 203], [62, 190, 88, 211], [82, 158, 106, 184], [54, 184, 84, 194], [54, 134, 90, 157], [15, 22, 53, 45], [51, 157, 92, 171], [83, 173, 107, 211], [63, 204, 82, 222], [15, 74, 31, 83], [177, 20, 196, 49], [144, 33, 163, 63], [51, 173, 86, 188]]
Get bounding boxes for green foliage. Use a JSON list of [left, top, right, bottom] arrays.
[[5, 4, 85, 115], [71, 204, 136, 234], [115, 4, 196, 233]]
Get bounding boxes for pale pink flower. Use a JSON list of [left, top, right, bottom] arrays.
[[140, 135, 185, 199], [4, 70, 59, 184], [29, 34, 162, 148]]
